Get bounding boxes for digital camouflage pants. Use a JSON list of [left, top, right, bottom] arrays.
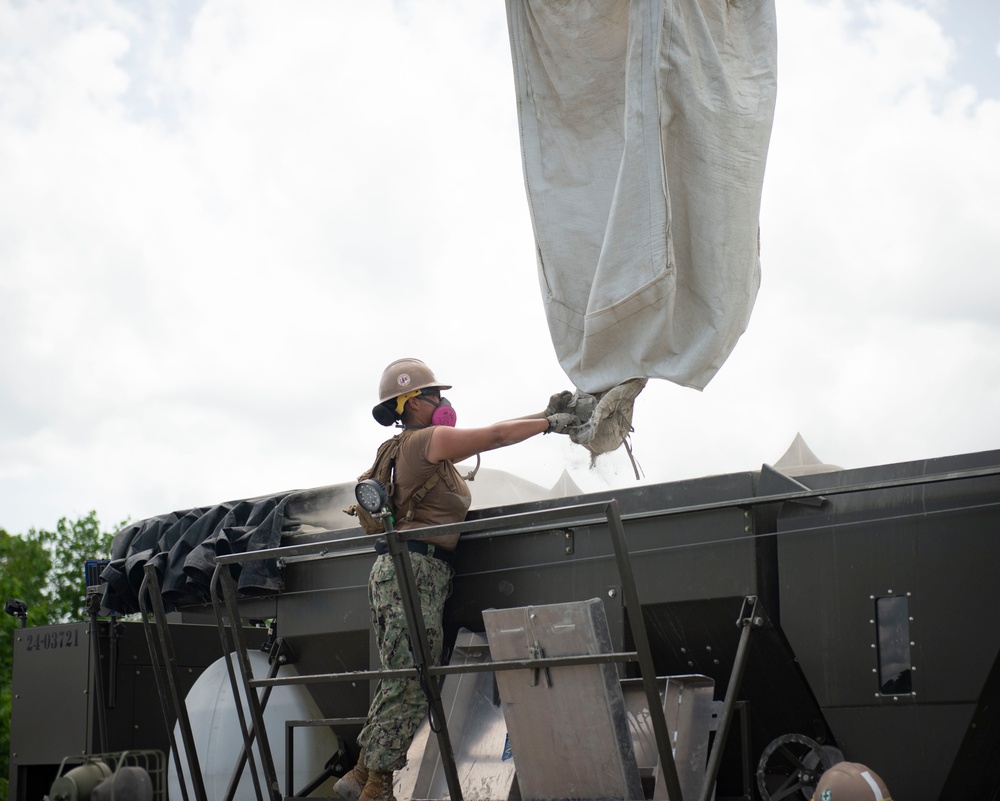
[[357, 551, 453, 772]]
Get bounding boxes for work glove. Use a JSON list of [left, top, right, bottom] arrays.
[[545, 413, 581, 434], [543, 390, 575, 417]]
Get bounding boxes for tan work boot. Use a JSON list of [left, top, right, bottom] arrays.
[[333, 751, 369, 801], [358, 770, 396, 801]]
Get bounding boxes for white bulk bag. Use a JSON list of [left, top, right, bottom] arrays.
[[506, 0, 777, 394]]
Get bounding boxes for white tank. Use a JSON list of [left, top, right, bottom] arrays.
[[168, 649, 339, 800]]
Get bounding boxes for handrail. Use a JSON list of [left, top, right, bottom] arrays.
[[210, 498, 687, 801], [214, 500, 620, 566], [249, 650, 641, 688]]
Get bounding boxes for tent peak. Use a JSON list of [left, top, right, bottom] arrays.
[[772, 433, 842, 476]]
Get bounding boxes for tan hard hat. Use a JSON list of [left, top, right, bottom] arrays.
[[812, 763, 892, 801], [373, 358, 452, 423]]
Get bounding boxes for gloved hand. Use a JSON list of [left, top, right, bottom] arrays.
[[545, 413, 581, 434], [542, 390, 574, 417]]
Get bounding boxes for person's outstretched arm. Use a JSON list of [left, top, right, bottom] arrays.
[[427, 415, 577, 464]]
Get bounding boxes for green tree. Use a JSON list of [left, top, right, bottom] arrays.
[[1, 526, 55, 800], [31, 511, 124, 624], [0, 512, 124, 798]]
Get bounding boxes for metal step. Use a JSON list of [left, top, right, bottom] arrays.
[[623, 676, 719, 801], [483, 599, 645, 801]]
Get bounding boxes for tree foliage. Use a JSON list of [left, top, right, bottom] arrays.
[[1, 527, 54, 771], [0, 511, 124, 798], [31, 512, 124, 624]]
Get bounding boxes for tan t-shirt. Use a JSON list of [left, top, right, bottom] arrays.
[[392, 427, 471, 541]]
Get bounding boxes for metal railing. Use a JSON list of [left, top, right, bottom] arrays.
[[209, 499, 689, 801]]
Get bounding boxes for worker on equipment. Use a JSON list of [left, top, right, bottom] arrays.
[[812, 762, 893, 801], [334, 358, 579, 801]]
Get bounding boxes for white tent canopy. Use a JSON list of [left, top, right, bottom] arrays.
[[773, 433, 843, 477]]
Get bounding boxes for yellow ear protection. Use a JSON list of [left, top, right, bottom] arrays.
[[394, 390, 422, 414]]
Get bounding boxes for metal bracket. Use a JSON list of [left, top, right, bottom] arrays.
[[528, 643, 551, 688], [737, 595, 765, 630], [268, 636, 298, 668], [758, 464, 827, 507]]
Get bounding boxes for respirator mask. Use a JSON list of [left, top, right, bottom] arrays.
[[423, 394, 457, 427]]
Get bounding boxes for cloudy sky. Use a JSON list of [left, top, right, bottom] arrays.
[[2, 0, 998, 537]]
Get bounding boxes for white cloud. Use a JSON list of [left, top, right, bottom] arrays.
[[1, 0, 998, 535]]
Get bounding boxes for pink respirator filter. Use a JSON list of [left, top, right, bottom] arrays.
[[431, 405, 457, 427]]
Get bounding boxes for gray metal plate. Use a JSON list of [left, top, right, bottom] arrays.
[[483, 600, 643, 801]]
